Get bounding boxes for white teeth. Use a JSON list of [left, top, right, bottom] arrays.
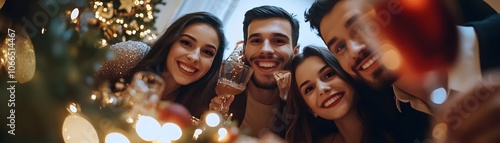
[[258, 62, 276, 68], [323, 95, 340, 107], [180, 63, 195, 73], [361, 57, 376, 70]]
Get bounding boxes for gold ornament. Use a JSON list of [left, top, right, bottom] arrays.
[[97, 6, 114, 19], [1, 24, 36, 83], [118, 0, 134, 13]]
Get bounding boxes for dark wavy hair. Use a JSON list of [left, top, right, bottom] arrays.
[[304, 0, 340, 37], [129, 12, 227, 118], [285, 45, 396, 143], [243, 5, 300, 47]]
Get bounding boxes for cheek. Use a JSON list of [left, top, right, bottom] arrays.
[[200, 58, 214, 72]]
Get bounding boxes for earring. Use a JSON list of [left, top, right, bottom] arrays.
[[313, 113, 318, 117]]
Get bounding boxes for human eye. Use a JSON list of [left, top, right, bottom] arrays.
[[249, 38, 261, 45], [180, 39, 192, 47], [336, 41, 346, 53], [273, 38, 287, 45], [202, 48, 216, 57], [303, 86, 315, 95], [323, 70, 336, 80]]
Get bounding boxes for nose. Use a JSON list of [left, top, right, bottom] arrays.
[[259, 40, 274, 55], [348, 40, 367, 60], [317, 81, 331, 96], [187, 48, 200, 63]]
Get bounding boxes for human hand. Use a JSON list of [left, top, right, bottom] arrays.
[[209, 94, 235, 115]]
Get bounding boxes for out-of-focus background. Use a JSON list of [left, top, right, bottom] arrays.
[[0, 0, 498, 142]]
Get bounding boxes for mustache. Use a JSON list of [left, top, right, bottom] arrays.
[[249, 53, 283, 61], [351, 49, 372, 72]]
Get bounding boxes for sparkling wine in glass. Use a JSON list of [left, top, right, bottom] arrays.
[[215, 60, 253, 112]]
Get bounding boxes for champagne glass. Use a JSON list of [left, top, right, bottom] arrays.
[[215, 60, 253, 113]]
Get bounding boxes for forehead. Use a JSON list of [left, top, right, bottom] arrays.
[[247, 18, 292, 38], [183, 23, 219, 45], [319, 1, 371, 41], [296, 56, 325, 82]]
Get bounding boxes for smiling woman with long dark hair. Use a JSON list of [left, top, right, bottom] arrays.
[[97, 12, 227, 118], [285, 45, 429, 143]]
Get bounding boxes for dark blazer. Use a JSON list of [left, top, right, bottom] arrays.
[[466, 14, 500, 75]]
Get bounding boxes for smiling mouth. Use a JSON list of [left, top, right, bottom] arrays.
[[357, 55, 378, 71], [254, 61, 280, 71], [178, 62, 197, 75], [321, 91, 345, 108]]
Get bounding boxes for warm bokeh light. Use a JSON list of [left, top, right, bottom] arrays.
[[193, 129, 203, 140], [105, 132, 130, 143], [217, 128, 228, 142], [162, 123, 182, 141], [62, 114, 99, 143], [432, 123, 448, 142], [205, 113, 221, 127], [66, 102, 80, 114], [135, 116, 162, 141], [431, 87, 447, 104], [381, 45, 401, 70], [70, 8, 79, 20]]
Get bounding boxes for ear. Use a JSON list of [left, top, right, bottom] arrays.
[[293, 45, 300, 56]]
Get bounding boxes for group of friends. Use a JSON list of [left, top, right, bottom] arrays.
[[97, 0, 500, 142]]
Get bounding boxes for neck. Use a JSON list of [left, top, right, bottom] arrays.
[[333, 108, 362, 143], [162, 72, 181, 100], [247, 80, 280, 106], [393, 70, 448, 108]]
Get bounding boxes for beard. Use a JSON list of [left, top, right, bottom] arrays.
[[251, 74, 277, 90], [355, 66, 399, 90]]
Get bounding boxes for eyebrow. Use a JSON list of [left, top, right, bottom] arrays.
[[326, 37, 338, 49], [299, 65, 329, 91], [248, 33, 290, 40], [181, 34, 197, 42], [344, 14, 359, 28], [318, 65, 329, 74], [181, 34, 218, 51]]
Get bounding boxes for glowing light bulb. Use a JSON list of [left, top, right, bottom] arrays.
[[105, 132, 130, 143], [162, 123, 182, 141], [67, 102, 80, 114], [193, 129, 202, 140], [135, 116, 161, 141], [217, 128, 228, 141], [431, 87, 447, 104], [62, 114, 98, 143], [205, 113, 221, 127], [70, 8, 79, 20]]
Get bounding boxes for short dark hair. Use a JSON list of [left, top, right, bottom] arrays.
[[304, 0, 340, 37], [243, 5, 300, 47]]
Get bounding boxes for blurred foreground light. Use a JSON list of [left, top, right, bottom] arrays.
[[381, 45, 401, 70], [431, 87, 447, 104], [67, 102, 80, 114], [162, 123, 182, 141], [205, 112, 221, 127], [217, 128, 228, 141], [62, 114, 98, 143], [135, 116, 161, 141], [193, 129, 203, 140], [105, 132, 130, 143], [70, 8, 79, 20]]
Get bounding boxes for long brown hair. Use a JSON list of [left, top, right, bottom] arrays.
[[285, 45, 396, 143], [129, 12, 227, 118]]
